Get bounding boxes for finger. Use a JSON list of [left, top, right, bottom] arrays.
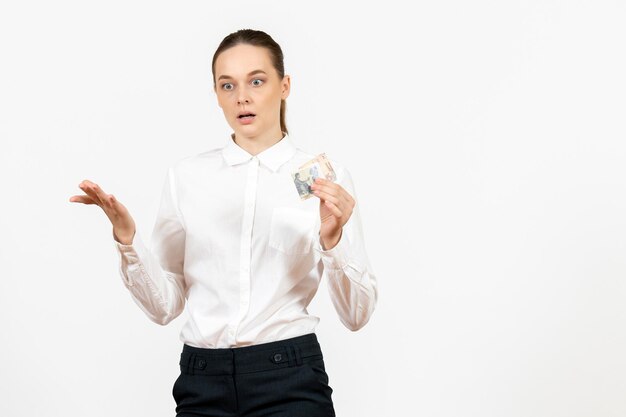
[[323, 200, 343, 218], [335, 188, 353, 208], [89, 183, 108, 206], [320, 212, 334, 223], [312, 188, 341, 206], [318, 185, 354, 220], [314, 177, 332, 185], [313, 177, 335, 189], [313, 178, 352, 198], [311, 182, 334, 193], [311, 182, 341, 199], [69, 195, 98, 204], [79, 181, 106, 207], [338, 185, 355, 205], [98, 194, 121, 214], [313, 182, 352, 208]]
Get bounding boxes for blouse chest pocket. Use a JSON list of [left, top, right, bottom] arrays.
[[268, 207, 319, 255]]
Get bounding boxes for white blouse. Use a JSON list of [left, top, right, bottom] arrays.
[[113, 133, 378, 348]]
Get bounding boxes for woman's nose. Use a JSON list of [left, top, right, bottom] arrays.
[[237, 89, 250, 104]]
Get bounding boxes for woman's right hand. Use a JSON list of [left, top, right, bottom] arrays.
[[69, 180, 137, 245]]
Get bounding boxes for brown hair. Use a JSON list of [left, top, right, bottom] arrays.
[[211, 29, 288, 135]]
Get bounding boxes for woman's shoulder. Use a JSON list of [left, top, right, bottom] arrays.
[[167, 147, 225, 173]]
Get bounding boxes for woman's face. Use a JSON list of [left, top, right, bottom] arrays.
[[214, 44, 290, 141]]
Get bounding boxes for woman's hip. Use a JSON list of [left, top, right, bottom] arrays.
[[173, 332, 335, 417]]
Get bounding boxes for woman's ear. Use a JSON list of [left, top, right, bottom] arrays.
[[281, 75, 291, 100]]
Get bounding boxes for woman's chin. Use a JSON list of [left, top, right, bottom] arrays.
[[233, 125, 261, 138]]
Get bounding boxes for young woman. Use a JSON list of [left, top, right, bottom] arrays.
[[70, 29, 378, 417]]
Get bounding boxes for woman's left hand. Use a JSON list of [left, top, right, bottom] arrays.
[[310, 177, 355, 250]]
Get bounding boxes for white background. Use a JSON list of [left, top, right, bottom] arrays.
[[1, 1, 626, 416]]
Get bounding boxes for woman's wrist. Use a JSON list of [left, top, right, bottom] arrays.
[[320, 229, 342, 251], [113, 227, 135, 245]]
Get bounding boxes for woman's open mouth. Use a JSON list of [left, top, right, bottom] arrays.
[[237, 113, 256, 124]]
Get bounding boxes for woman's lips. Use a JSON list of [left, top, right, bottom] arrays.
[[238, 115, 256, 125]]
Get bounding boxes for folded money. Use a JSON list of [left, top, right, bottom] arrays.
[[292, 153, 337, 200]]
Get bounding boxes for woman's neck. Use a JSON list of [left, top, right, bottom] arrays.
[[233, 129, 285, 156]]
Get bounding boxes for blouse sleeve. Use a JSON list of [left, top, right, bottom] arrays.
[[112, 166, 187, 325], [313, 165, 378, 331]]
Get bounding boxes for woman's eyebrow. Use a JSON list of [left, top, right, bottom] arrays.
[[218, 70, 267, 81]]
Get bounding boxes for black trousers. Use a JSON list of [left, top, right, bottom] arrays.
[[173, 332, 336, 417]]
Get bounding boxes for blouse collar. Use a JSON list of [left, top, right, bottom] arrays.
[[222, 132, 297, 172]]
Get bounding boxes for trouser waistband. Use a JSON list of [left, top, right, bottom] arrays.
[[179, 333, 323, 376]]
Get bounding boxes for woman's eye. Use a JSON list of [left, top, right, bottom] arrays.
[[222, 83, 233, 91], [252, 79, 264, 86]]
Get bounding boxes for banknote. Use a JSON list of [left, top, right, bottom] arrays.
[[291, 153, 337, 200]]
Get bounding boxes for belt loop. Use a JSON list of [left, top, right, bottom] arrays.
[[294, 344, 302, 366], [287, 344, 302, 367], [285, 345, 294, 367]]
